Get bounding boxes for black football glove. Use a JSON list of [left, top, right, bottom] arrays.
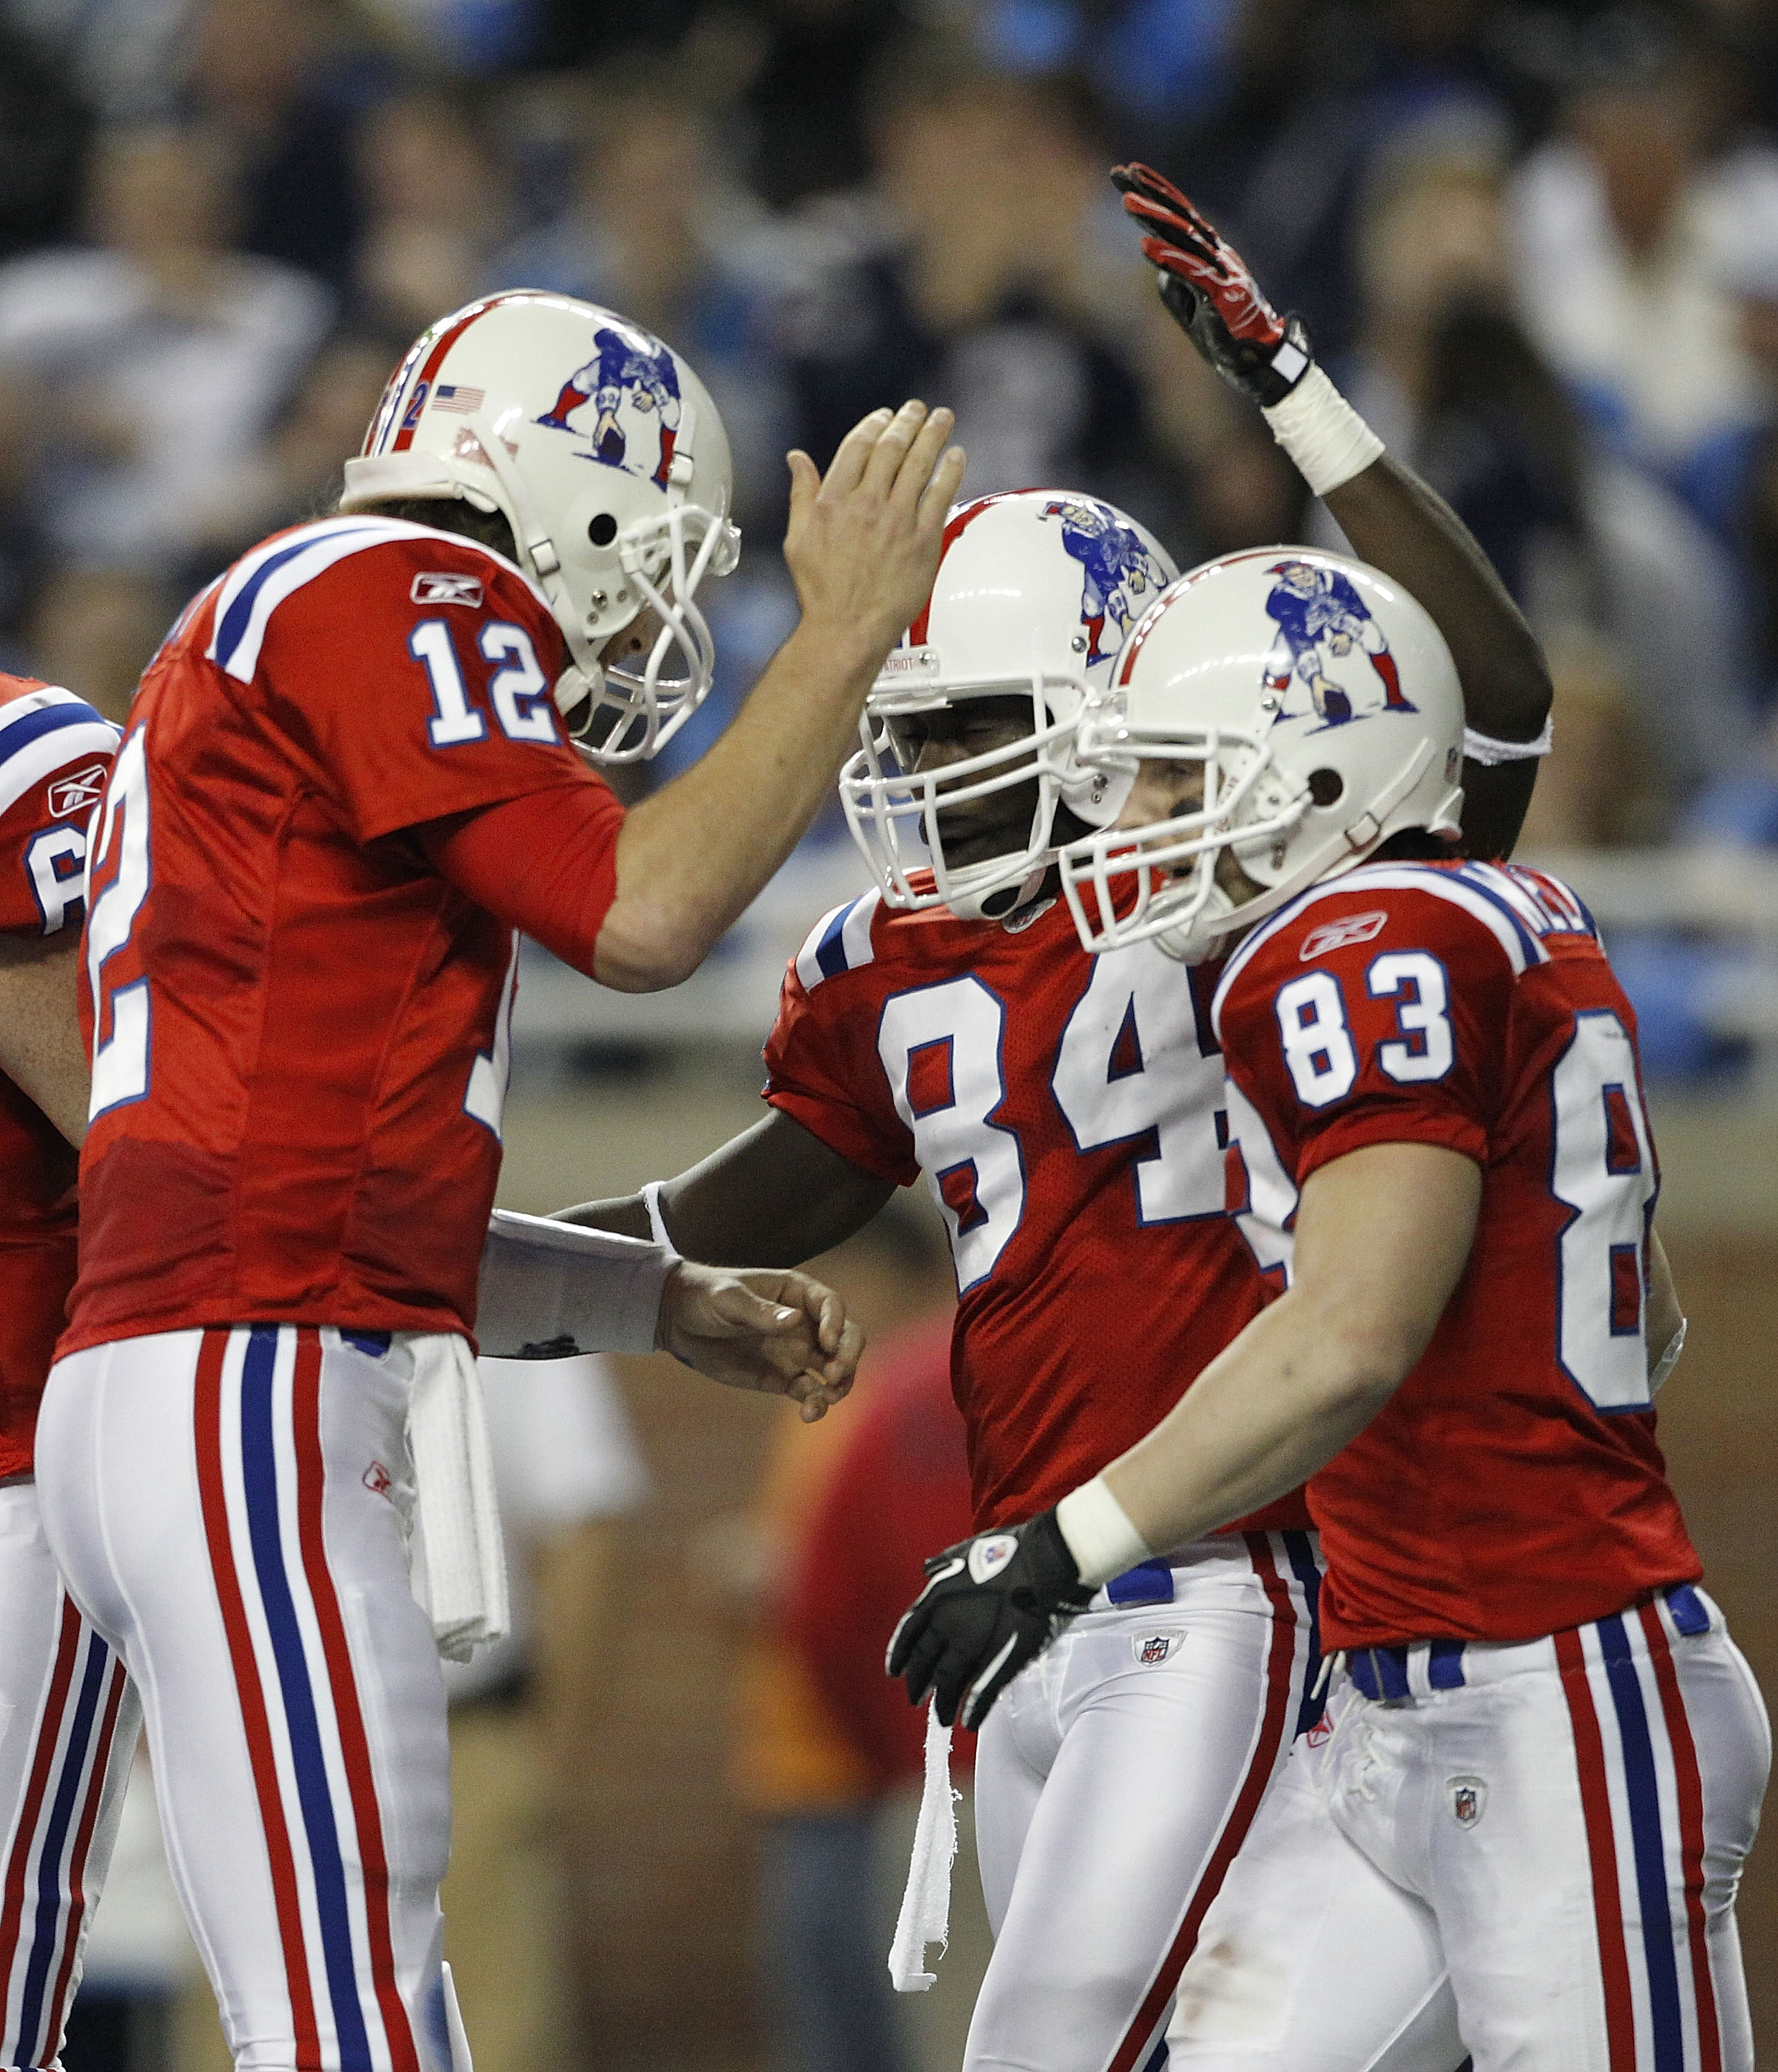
[[1111, 162, 1314, 408], [886, 1510, 1094, 1731]]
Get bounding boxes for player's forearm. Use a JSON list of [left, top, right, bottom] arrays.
[[554, 1193, 655, 1241], [1322, 457, 1552, 859], [0, 932, 89, 1146], [594, 617, 886, 992], [1063, 1142, 1481, 1578], [558, 1113, 893, 1267], [1322, 457, 1552, 742], [1086, 1295, 1407, 1562]]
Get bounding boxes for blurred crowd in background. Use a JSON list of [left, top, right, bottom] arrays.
[[6, 0, 1778, 1071], [3, 6, 1777, 2070]]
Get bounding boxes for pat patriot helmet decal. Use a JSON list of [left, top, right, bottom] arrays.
[[1056, 547, 1465, 961], [840, 489, 1178, 923]]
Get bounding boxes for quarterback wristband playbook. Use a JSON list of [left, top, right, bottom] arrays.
[[1055, 1475, 1153, 1589], [1261, 365, 1386, 501], [475, 1209, 678, 1357]]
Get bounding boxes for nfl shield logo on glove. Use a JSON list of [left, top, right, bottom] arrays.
[[968, 1534, 1019, 1584], [1449, 1776, 1486, 1828]]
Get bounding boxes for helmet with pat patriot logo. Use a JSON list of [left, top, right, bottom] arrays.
[[1057, 546, 1464, 962], [839, 489, 1179, 921], [342, 291, 740, 763]]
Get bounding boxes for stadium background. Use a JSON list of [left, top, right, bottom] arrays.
[[0, 0, 1773, 2066]]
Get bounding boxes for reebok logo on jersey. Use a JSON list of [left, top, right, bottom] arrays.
[[1449, 1776, 1486, 1828], [412, 572, 484, 608], [1298, 909, 1389, 961], [968, 1534, 1019, 1585], [46, 763, 108, 818], [363, 1460, 394, 1499], [1134, 1631, 1180, 1665]]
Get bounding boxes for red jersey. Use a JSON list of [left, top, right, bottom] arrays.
[[0, 676, 117, 1475], [65, 516, 621, 1353], [764, 888, 1302, 1533], [1213, 858, 1701, 1651]]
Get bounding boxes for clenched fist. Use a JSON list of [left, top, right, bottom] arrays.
[[657, 1260, 864, 1421]]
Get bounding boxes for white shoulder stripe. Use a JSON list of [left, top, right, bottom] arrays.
[[841, 888, 882, 971], [1212, 865, 1540, 1042], [1459, 859, 1563, 939], [793, 890, 882, 992], [206, 516, 552, 684], [0, 685, 86, 734], [0, 721, 120, 823]]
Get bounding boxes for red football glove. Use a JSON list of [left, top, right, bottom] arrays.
[[1111, 162, 1313, 407]]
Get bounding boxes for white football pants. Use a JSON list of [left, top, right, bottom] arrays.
[[1168, 1586, 1769, 2072], [0, 1481, 139, 2072], [966, 1530, 1324, 2072], [37, 1326, 459, 2072]]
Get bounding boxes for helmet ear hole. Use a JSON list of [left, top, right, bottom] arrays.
[[588, 512, 618, 547], [1308, 767, 1344, 807]]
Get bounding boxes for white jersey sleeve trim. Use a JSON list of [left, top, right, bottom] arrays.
[[0, 688, 119, 821], [793, 890, 882, 992], [206, 516, 553, 684], [1211, 863, 1544, 1045]]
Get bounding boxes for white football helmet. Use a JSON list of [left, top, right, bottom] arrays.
[[343, 290, 740, 762], [1057, 548, 1465, 961], [839, 490, 1178, 921]]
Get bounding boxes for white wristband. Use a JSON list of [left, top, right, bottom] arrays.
[[1261, 363, 1385, 499], [1462, 718, 1554, 765], [476, 1210, 676, 1357], [1055, 1476, 1152, 1589], [1650, 1317, 1687, 1395], [640, 1180, 675, 1251]]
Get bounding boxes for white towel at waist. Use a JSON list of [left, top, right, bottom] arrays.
[[406, 1332, 510, 1663]]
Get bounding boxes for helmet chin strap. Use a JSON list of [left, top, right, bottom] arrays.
[[951, 863, 1052, 924]]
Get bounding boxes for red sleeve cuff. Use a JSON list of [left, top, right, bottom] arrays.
[[765, 1088, 920, 1188], [419, 777, 625, 977], [1296, 1106, 1487, 1180]]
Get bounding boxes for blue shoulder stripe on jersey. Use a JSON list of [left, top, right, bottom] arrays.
[[1451, 863, 1545, 967], [211, 523, 382, 677], [814, 898, 864, 981], [0, 701, 108, 767]]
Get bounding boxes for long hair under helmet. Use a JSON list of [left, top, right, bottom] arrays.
[[840, 490, 1179, 921], [1056, 547, 1465, 961], [343, 291, 740, 763]]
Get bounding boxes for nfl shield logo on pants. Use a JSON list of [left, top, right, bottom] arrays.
[[1134, 1633, 1179, 1665], [1449, 1776, 1486, 1828]]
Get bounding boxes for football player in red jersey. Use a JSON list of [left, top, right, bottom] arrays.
[[0, 675, 140, 2072], [890, 548, 1769, 2072], [31, 292, 963, 2072], [559, 180, 1556, 2072]]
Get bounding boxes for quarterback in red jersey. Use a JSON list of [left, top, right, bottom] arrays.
[[34, 291, 964, 2072], [566, 173, 1554, 2072], [893, 549, 1768, 2072], [0, 675, 144, 2072]]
